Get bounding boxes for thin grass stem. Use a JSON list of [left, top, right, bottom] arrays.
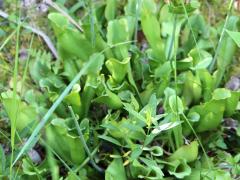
[[182, 113, 211, 170], [180, 0, 202, 62], [68, 106, 104, 173]]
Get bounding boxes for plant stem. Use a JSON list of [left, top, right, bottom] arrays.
[[209, 0, 234, 73], [169, 14, 183, 149], [12, 59, 89, 166], [10, 9, 21, 178], [74, 145, 100, 172], [44, 0, 83, 32], [40, 139, 80, 180], [12, 40, 134, 166], [182, 113, 211, 170], [68, 106, 104, 173], [180, 0, 202, 62], [20, 34, 34, 96]]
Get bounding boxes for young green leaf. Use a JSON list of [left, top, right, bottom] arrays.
[[105, 158, 127, 180], [168, 141, 199, 163], [226, 30, 240, 47]]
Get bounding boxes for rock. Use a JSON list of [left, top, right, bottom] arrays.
[[225, 76, 240, 91], [28, 149, 42, 164]]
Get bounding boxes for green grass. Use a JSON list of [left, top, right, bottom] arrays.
[[10, 10, 21, 177]]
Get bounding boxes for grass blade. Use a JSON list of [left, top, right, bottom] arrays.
[[12, 59, 92, 166], [68, 106, 104, 173], [209, 0, 234, 73]]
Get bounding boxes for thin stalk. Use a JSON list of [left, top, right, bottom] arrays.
[[134, 0, 141, 45], [167, 133, 175, 152], [167, 15, 177, 61], [74, 144, 100, 172], [0, 30, 17, 52], [12, 61, 88, 166], [5, 124, 77, 179], [182, 114, 211, 170], [40, 139, 80, 180], [68, 106, 104, 173], [180, 0, 202, 62], [44, 0, 83, 32], [20, 34, 34, 96], [0, 64, 12, 73], [0, 129, 10, 141], [169, 14, 183, 149], [209, 0, 234, 73], [13, 40, 135, 166], [100, 40, 136, 54], [10, 11, 21, 178], [89, 0, 96, 47]]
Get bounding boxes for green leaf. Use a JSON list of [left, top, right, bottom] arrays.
[[168, 141, 199, 163], [64, 84, 81, 114], [215, 16, 239, 87], [154, 61, 172, 78], [225, 91, 240, 116], [182, 71, 202, 105], [1, 91, 37, 131], [139, 157, 164, 179], [226, 30, 240, 47], [85, 53, 105, 75], [129, 160, 150, 178], [169, 0, 200, 14], [98, 135, 122, 147], [105, 158, 127, 180], [48, 13, 95, 61], [167, 159, 191, 179], [193, 57, 212, 70], [176, 57, 193, 71], [130, 146, 143, 160], [22, 158, 47, 176], [184, 168, 201, 180], [151, 122, 182, 135], [124, 0, 138, 16], [107, 18, 130, 59], [197, 69, 214, 101], [123, 103, 146, 126], [192, 100, 225, 132], [105, 0, 117, 21], [212, 88, 231, 100], [143, 146, 163, 157], [187, 112, 200, 122], [0, 146, 6, 175], [106, 57, 130, 83], [169, 95, 184, 114], [201, 169, 232, 180], [211, 88, 240, 116], [141, 0, 165, 62], [93, 90, 122, 109], [46, 118, 86, 165]]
